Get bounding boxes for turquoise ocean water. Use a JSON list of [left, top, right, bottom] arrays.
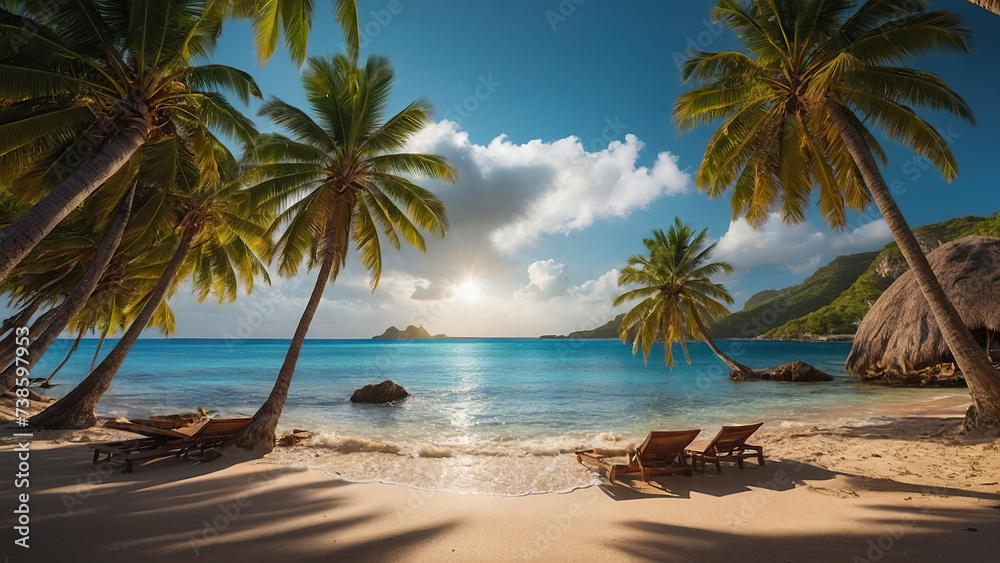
[[37, 338, 962, 495]]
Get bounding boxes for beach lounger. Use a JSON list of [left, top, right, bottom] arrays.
[[684, 422, 765, 473], [575, 429, 700, 484], [92, 417, 252, 473]]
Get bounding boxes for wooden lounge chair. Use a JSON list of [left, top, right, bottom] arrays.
[[684, 422, 765, 473], [92, 417, 252, 473], [576, 429, 700, 484]]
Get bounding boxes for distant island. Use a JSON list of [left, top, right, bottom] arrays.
[[540, 314, 626, 339], [372, 325, 447, 340]]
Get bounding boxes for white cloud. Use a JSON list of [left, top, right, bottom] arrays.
[[514, 259, 570, 301], [406, 121, 690, 254], [714, 215, 893, 274]]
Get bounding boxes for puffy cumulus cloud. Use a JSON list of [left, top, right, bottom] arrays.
[[568, 268, 621, 304], [514, 259, 570, 301], [405, 121, 689, 254], [714, 215, 893, 274]]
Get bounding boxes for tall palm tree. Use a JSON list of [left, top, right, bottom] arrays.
[[675, 0, 1000, 425], [235, 54, 456, 451], [0, 0, 259, 282], [614, 218, 754, 378], [31, 145, 271, 429]]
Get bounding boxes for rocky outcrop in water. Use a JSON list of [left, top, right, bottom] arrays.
[[350, 380, 410, 403], [733, 361, 834, 382]]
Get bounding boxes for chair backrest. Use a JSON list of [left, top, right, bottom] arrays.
[[191, 417, 253, 440], [709, 422, 764, 453], [636, 429, 701, 463]]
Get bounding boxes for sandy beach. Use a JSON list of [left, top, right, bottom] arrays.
[[2, 395, 998, 562]]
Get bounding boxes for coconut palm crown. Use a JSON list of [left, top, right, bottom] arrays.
[[235, 53, 456, 450], [614, 218, 752, 376]]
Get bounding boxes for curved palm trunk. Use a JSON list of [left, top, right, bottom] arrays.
[[0, 119, 151, 282], [829, 103, 1000, 426], [41, 332, 84, 388], [0, 307, 61, 374], [0, 187, 134, 395], [91, 325, 110, 372], [692, 314, 755, 379], [30, 224, 199, 429], [236, 243, 337, 451]]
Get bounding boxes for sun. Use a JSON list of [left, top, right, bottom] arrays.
[[454, 278, 482, 302]]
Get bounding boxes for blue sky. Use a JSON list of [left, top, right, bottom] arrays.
[[164, 0, 1000, 339]]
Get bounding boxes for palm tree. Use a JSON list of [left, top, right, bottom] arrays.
[[0, 130, 211, 395], [31, 145, 271, 429], [0, 185, 134, 395], [0, 0, 259, 282], [235, 54, 456, 451], [614, 218, 754, 378], [675, 0, 1000, 425], [231, 0, 360, 65]]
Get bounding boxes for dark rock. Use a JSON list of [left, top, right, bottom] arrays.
[[859, 362, 968, 388], [278, 430, 313, 447], [350, 380, 409, 403], [734, 361, 833, 382], [200, 448, 223, 462]]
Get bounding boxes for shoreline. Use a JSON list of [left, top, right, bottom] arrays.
[[3, 394, 999, 561]]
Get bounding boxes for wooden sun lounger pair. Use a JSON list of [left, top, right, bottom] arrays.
[[575, 423, 764, 484], [93, 417, 252, 473]]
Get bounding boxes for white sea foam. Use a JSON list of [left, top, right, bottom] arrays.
[[269, 428, 623, 496]]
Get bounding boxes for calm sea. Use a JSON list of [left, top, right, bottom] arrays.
[[37, 338, 963, 495]]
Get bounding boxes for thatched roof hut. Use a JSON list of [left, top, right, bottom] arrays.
[[846, 236, 1000, 378]]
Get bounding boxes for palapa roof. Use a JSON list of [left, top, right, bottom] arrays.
[[845, 236, 1000, 375]]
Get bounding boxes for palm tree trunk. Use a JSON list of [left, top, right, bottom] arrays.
[[91, 326, 109, 372], [30, 224, 199, 429], [829, 103, 1000, 427], [0, 186, 134, 395], [41, 332, 84, 388], [0, 307, 61, 376], [236, 234, 339, 451], [0, 119, 151, 282], [692, 314, 756, 379]]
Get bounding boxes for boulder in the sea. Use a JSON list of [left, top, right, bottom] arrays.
[[278, 429, 314, 447], [736, 361, 833, 382], [350, 380, 409, 403]]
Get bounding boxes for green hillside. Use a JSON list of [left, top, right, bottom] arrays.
[[711, 251, 879, 338], [548, 215, 997, 341], [764, 215, 993, 338]]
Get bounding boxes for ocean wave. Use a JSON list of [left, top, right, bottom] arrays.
[[268, 429, 625, 496]]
